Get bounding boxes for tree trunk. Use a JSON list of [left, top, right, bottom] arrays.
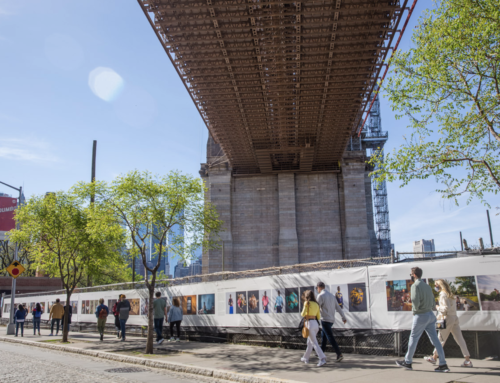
[[62, 292, 71, 343], [145, 284, 155, 354]]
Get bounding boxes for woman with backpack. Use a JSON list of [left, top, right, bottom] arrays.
[[14, 304, 27, 337], [95, 298, 109, 341], [32, 303, 43, 336]]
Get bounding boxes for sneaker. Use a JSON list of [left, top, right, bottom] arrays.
[[48, 334, 53, 337], [300, 357, 309, 364], [175, 338, 180, 342], [395, 360, 412, 370], [117, 332, 121, 339], [100, 334, 103, 341], [434, 364, 450, 373], [158, 338, 164, 345], [121, 337, 126, 342], [169, 337, 175, 342], [424, 356, 436, 364], [336, 354, 344, 363], [461, 360, 473, 368], [317, 359, 326, 367]]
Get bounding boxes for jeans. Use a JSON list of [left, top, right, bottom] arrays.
[[405, 311, 446, 365], [33, 318, 41, 334], [170, 320, 181, 338], [154, 318, 164, 341], [51, 318, 61, 334], [321, 321, 342, 356], [15, 322, 24, 336], [119, 319, 128, 339], [303, 320, 326, 362]]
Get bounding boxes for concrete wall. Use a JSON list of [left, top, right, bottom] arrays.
[[200, 147, 378, 272]]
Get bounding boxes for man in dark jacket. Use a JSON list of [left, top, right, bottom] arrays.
[[117, 294, 131, 341]]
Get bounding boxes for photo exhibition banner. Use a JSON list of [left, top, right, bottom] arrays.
[[3, 255, 500, 331]]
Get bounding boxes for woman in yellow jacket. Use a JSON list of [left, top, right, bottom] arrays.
[[301, 290, 327, 367]]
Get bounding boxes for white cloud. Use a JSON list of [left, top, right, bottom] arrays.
[[0, 138, 58, 162]]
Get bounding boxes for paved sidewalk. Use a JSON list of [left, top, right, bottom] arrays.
[[1, 331, 499, 383]]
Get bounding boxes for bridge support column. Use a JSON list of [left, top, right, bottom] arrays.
[[278, 173, 299, 265], [342, 161, 372, 259]]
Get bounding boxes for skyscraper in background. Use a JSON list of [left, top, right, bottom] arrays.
[[413, 239, 435, 258]]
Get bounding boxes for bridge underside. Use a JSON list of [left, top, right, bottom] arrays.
[[139, 0, 406, 174]]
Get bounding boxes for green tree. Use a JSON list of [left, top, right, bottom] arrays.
[[8, 190, 125, 342], [78, 170, 222, 354], [455, 276, 476, 296], [371, 0, 500, 205]]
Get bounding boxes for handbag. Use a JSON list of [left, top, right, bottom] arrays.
[[301, 303, 310, 338], [436, 314, 446, 330]]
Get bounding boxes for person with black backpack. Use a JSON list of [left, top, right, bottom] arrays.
[[95, 298, 109, 341], [117, 294, 131, 342]]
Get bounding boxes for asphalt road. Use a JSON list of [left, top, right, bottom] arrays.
[[0, 341, 212, 383]]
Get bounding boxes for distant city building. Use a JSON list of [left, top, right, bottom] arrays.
[[413, 239, 435, 258], [189, 256, 202, 276], [174, 259, 190, 278]]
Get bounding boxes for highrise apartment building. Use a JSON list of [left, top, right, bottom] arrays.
[[413, 239, 435, 258]]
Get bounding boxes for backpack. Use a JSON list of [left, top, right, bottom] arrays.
[[98, 306, 108, 319]]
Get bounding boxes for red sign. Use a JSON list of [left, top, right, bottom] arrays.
[[0, 196, 17, 232]]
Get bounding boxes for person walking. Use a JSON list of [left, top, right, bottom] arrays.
[[32, 303, 43, 336], [396, 267, 450, 372], [49, 298, 64, 336], [14, 304, 26, 337], [112, 296, 121, 338], [153, 292, 167, 344], [117, 294, 131, 341], [424, 279, 473, 367], [167, 297, 183, 342], [300, 290, 327, 367], [95, 298, 109, 341], [316, 282, 347, 362]]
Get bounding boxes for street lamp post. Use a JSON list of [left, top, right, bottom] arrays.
[[0, 181, 23, 335]]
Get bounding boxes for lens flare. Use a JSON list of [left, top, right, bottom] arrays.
[[88, 67, 124, 102]]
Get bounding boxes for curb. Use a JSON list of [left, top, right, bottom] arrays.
[[0, 336, 302, 383]]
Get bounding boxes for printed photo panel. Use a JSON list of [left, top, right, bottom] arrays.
[[347, 283, 368, 312], [259, 289, 271, 314], [428, 277, 480, 311], [331, 284, 349, 311], [248, 290, 260, 314], [174, 295, 197, 315], [226, 292, 235, 314], [285, 287, 299, 313], [198, 294, 215, 315], [129, 299, 140, 315], [236, 291, 247, 314], [272, 289, 285, 313], [385, 279, 425, 312], [477, 274, 500, 311]]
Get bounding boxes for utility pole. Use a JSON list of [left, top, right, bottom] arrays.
[[88, 140, 97, 287], [0, 181, 22, 335], [460, 232, 463, 251], [487, 210, 494, 248]]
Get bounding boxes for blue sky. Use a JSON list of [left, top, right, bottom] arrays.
[[0, 0, 498, 257]]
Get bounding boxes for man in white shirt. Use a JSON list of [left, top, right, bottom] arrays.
[[316, 281, 347, 362]]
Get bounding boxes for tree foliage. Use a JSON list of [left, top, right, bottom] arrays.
[[76, 170, 222, 354], [0, 241, 35, 277], [8, 190, 125, 342], [371, 0, 500, 205]]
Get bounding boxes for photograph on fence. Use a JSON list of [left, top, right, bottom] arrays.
[[175, 295, 197, 315], [129, 298, 140, 315], [299, 286, 315, 312], [141, 298, 149, 315], [348, 283, 368, 312], [236, 291, 247, 314], [248, 290, 260, 314], [198, 294, 215, 315], [226, 292, 235, 314], [285, 287, 299, 313], [385, 280, 420, 312], [331, 284, 348, 311], [70, 301, 78, 315], [272, 289, 285, 313], [260, 290, 271, 313], [477, 274, 500, 311], [428, 277, 480, 311]]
